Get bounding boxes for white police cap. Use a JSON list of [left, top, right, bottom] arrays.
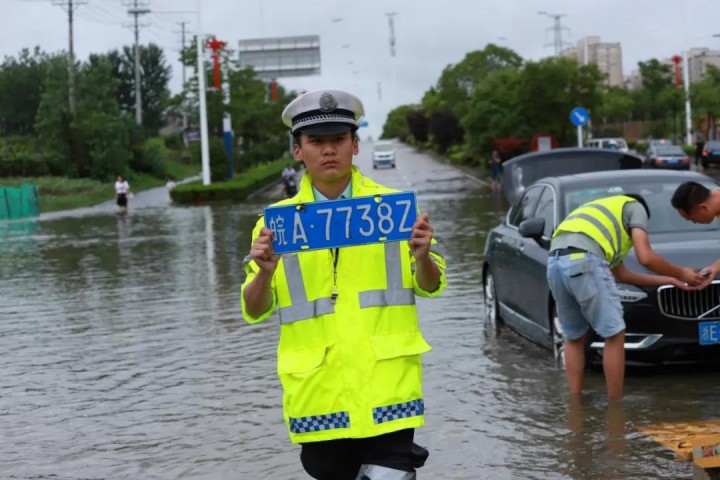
[[282, 89, 365, 135]]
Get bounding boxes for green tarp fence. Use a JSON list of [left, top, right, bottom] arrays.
[[0, 184, 40, 220]]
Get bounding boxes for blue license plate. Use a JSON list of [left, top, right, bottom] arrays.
[[699, 321, 720, 345], [264, 191, 417, 254], [667, 158, 678, 163]]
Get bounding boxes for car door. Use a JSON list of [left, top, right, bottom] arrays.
[[498, 185, 544, 316], [516, 186, 556, 338]]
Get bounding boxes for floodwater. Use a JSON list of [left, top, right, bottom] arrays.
[[1, 144, 718, 479]]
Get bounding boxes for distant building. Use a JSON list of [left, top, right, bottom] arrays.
[[624, 69, 642, 90], [561, 36, 623, 87], [686, 48, 720, 83]]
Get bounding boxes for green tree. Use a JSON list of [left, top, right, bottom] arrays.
[[464, 68, 524, 156], [691, 64, 720, 140], [0, 47, 52, 135], [381, 104, 415, 140], [103, 43, 171, 133], [429, 44, 523, 121], [637, 59, 674, 121]]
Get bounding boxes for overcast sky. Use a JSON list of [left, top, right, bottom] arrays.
[[5, 0, 720, 138]]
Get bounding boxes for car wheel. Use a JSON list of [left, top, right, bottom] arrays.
[[702, 160, 709, 169], [484, 270, 500, 326], [550, 304, 566, 369], [391, 163, 396, 168], [373, 165, 377, 169]]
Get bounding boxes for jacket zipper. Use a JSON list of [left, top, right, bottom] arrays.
[[331, 248, 339, 304]]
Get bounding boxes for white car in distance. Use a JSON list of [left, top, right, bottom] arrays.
[[372, 141, 396, 169]]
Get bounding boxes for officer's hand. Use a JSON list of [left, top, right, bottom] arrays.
[[679, 267, 704, 287], [250, 227, 281, 274], [409, 212, 433, 260]]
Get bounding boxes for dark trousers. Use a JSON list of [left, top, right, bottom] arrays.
[[300, 429, 428, 480]]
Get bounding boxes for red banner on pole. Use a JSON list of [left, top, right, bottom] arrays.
[[671, 55, 682, 88], [206, 37, 227, 90]]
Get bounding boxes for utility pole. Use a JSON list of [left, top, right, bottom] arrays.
[[386, 12, 397, 101], [53, 0, 86, 116], [538, 12, 570, 56], [174, 21, 190, 129], [176, 21, 189, 86], [126, 0, 151, 126]]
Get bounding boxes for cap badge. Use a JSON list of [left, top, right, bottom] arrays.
[[319, 93, 338, 112]]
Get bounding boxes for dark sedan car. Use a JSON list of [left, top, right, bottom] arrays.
[[483, 149, 720, 366], [645, 144, 691, 170], [701, 140, 720, 169]]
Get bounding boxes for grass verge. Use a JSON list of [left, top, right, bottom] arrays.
[[0, 160, 201, 213]]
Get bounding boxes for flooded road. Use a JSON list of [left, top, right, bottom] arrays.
[[1, 143, 719, 479]]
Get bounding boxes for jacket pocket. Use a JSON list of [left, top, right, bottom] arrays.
[[277, 344, 330, 375], [370, 332, 431, 361]]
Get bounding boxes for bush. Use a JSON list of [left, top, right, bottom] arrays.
[[136, 137, 168, 178], [171, 158, 286, 204], [190, 137, 230, 182], [163, 133, 184, 150], [0, 135, 51, 177]]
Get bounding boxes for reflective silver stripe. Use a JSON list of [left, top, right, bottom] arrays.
[[283, 254, 307, 304], [565, 213, 617, 258], [242, 254, 254, 269], [280, 254, 335, 324], [359, 289, 415, 308], [279, 297, 335, 324], [355, 465, 416, 480], [359, 243, 415, 308], [586, 203, 623, 253], [386, 242, 403, 289]]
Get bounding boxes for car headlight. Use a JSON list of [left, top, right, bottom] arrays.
[[616, 283, 648, 303]]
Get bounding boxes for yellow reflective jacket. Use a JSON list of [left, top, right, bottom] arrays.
[[553, 195, 637, 268], [241, 166, 447, 444]]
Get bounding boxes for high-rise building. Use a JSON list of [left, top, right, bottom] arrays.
[[561, 36, 623, 87], [685, 48, 720, 83]]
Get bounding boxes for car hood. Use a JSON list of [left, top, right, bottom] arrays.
[[502, 148, 643, 204], [623, 231, 720, 273]]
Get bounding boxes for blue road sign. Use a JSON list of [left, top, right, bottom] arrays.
[[264, 191, 417, 254], [359, 120, 369, 128], [570, 107, 589, 127]]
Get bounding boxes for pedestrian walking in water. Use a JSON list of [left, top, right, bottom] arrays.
[[114, 174, 130, 214], [241, 89, 447, 480], [547, 194, 701, 399], [489, 150, 502, 191]]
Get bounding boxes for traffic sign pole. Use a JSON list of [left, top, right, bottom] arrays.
[[577, 125, 583, 147], [570, 106, 589, 148]]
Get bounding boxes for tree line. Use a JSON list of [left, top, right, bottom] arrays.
[[0, 39, 295, 182], [381, 44, 720, 164]]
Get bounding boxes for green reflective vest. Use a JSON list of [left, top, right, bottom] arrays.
[[553, 195, 637, 268], [241, 166, 447, 444]]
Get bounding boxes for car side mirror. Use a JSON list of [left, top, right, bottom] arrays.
[[519, 217, 546, 245]]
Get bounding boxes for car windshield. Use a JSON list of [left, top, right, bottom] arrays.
[[654, 146, 685, 156], [706, 141, 720, 149], [564, 180, 719, 234], [374, 144, 394, 152]]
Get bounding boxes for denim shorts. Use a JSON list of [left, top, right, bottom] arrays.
[[546, 252, 625, 340]]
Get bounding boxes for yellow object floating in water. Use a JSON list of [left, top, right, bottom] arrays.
[[638, 419, 720, 462]]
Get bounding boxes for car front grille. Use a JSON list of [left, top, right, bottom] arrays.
[[657, 280, 720, 319]]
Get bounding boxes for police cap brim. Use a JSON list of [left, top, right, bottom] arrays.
[[295, 122, 355, 136]]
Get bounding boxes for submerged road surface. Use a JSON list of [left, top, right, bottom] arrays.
[[1, 143, 718, 479]]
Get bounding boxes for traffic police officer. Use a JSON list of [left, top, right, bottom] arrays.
[[547, 194, 702, 399], [241, 89, 447, 479]]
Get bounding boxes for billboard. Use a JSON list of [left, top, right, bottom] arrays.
[[237, 35, 321, 80]]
